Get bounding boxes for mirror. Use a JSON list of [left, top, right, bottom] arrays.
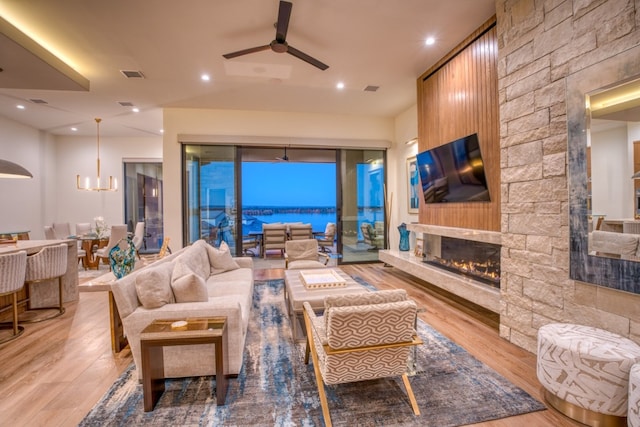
[[568, 43, 640, 292], [587, 78, 640, 261]]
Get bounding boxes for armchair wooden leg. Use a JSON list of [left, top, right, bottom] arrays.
[[304, 309, 332, 427], [401, 373, 420, 416]]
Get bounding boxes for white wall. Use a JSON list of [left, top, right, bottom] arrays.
[[163, 108, 395, 247], [55, 135, 162, 233], [591, 124, 634, 219], [388, 105, 419, 250], [0, 116, 56, 238]]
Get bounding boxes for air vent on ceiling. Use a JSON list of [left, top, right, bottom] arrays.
[[118, 101, 134, 107], [363, 85, 379, 92], [29, 98, 48, 104], [120, 70, 145, 79]]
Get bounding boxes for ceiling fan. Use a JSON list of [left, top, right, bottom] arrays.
[[222, 0, 329, 71], [275, 146, 289, 161]]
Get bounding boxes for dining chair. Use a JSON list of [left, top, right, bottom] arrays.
[[0, 251, 27, 343], [52, 222, 71, 239], [19, 243, 68, 322], [132, 221, 145, 257], [43, 225, 55, 240], [95, 225, 128, 268], [75, 223, 91, 236]]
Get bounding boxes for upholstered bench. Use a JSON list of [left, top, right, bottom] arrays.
[[629, 363, 640, 427], [537, 323, 640, 426]]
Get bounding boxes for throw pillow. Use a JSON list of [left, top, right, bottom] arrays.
[[177, 240, 211, 280], [171, 262, 208, 303], [206, 241, 240, 275], [135, 263, 175, 309]]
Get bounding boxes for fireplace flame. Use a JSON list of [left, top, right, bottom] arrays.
[[433, 256, 500, 284]]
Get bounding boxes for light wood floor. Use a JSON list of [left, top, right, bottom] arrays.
[[0, 263, 581, 426]]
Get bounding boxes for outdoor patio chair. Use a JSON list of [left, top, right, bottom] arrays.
[[262, 223, 287, 258], [315, 222, 335, 253], [289, 223, 313, 240]]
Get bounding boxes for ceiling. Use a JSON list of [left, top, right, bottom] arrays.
[[0, 0, 496, 137]]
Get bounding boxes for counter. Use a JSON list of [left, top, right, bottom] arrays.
[[0, 239, 79, 310]]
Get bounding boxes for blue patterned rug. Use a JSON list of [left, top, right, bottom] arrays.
[[79, 278, 545, 426]]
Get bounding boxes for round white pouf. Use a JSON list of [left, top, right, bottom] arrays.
[[537, 323, 640, 425], [629, 363, 640, 427]]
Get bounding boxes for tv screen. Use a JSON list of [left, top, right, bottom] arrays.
[[416, 133, 490, 203]]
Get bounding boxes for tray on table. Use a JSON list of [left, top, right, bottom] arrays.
[[299, 269, 347, 289]]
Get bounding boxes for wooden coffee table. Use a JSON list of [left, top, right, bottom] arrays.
[[284, 268, 369, 341], [140, 317, 228, 412]]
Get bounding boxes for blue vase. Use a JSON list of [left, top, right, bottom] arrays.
[[398, 223, 410, 251], [109, 236, 136, 279]]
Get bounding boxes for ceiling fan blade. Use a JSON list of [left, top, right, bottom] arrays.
[[223, 45, 270, 59], [275, 1, 292, 43], [287, 45, 329, 70]]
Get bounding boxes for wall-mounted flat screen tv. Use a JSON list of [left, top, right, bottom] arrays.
[[416, 133, 490, 203]]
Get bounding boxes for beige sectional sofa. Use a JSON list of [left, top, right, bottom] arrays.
[[111, 239, 254, 380], [590, 230, 640, 260]]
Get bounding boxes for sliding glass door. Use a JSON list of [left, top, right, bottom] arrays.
[[339, 150, 386, 263], [182, 144, 385, 262], [183, 145, 237, 253], [123, 161, 163, 253]]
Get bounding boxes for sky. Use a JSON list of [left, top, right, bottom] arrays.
[[242, 162, 336, 206]]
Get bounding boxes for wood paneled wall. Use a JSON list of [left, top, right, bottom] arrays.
[[417, 16, 500, 231]]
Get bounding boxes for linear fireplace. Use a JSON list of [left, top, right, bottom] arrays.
[[423, 235, 501, 288]]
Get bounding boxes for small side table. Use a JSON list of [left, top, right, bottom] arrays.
[[140, 317, 228, 412]]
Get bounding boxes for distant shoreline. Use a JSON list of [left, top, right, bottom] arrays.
[[242, 206, 336, 215]]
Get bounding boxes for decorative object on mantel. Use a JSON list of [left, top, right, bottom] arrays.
[[0, 159, 32, 179], [398, 222, 410, 251], [108, 236, 136, 279], [76, 118, 118, 192]]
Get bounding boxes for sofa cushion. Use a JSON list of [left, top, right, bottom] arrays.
[[176, 240, 211, 280], [134, 262, 175, 309], [206, 241, 240, 275], [171, 263, 209, 303]]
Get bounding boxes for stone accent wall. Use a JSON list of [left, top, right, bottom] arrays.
[[496, 0, 640, 353]]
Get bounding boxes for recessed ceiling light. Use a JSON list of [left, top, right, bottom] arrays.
[[71, 127, 78, 132], [16, 104, 25, 110], [336, 82, 345, 90], [425, 37, 435, 46], [201, 74, 211, 82], [160, 129, 164, 134], [132, 107, 140, 113]]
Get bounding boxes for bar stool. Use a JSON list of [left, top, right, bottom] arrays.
[[0, 251, 27, 344], [19, 244, 68, 323]]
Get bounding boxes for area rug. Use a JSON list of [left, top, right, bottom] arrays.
[[79, 278, 546, 426]]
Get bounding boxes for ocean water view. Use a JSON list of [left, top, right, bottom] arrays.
[[242, 207, 336, 233]]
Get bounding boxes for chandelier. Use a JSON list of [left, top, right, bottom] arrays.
[[76, 118, 117, 192]]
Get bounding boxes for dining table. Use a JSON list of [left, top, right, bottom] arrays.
[[77, 235, 109, 270]]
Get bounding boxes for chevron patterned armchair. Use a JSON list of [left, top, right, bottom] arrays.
[[303, 290, 422, 426]]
